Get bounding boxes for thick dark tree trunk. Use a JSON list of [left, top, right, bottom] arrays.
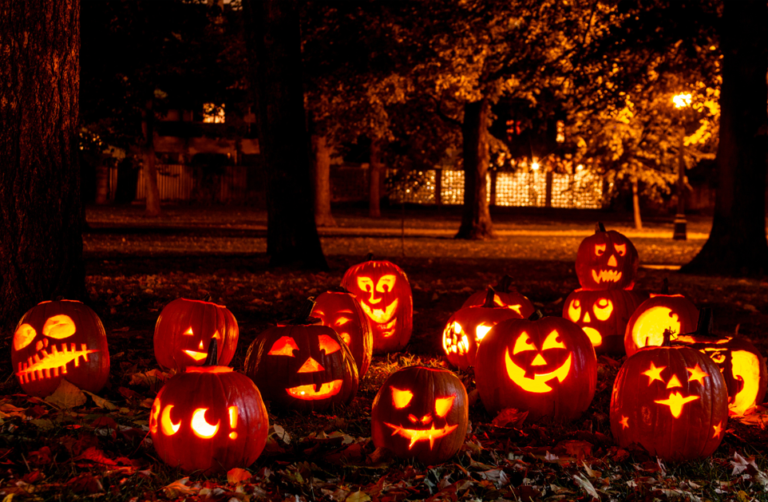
[[681, 0, 768, 276], [142, 100, 162, 217], [243, 0, 327, 268], [311, 134, 337, 227], [369, 137, 384, 218], [0, 0, 85, 329], [456, 99, 493, 239]]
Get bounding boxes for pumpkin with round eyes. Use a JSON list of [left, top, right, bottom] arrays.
[[311, 290, 373, 377], [624, 293, 699, 357], [372, 366, 468, 465], [154, 298, 239, 371], [575, 223, 639, 291], [12, 300, 110, 397], [150, 342, 269, 474], [475, 313, 597, 422], [564, 289, 646, 355], [610, 344, 728, 461], [341, 258, 413, 354], [443, 289, 525, 369], [460, 276, 535, 318], [244, 315, 359, 412]]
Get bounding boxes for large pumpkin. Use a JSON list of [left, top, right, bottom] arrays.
[[443, 289, 524, 369], [475, 312, 597, 422], [372, 366, 468, 465], [12, 300, 110, 397], [154, 298, 239, 371], [564, 288, 646, 355], [624, 293, 699, 357], [341, 259, 413, 354], [244, 313, 359, 412], [311, 290, 373, 378], [150, 342, 269, 474], [575, 223, 639, 291], [610, 344, 728, 461], [460, 276, 535, 318]]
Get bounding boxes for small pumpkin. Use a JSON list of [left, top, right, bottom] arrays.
[[610, 343, 728, 461], [624, 290, 699, 357], [341, 257, 413, 354], [475, 311, 597, 422], [154, 298, 239, 371], [460, 276, 535, 317], [575, 223, 639, 291], [12, 300, 110, 397], [371, 366, 468, 465], [150, 341, 269, 474], [311, 290, 373, 378], [443, 288, 524, 369]]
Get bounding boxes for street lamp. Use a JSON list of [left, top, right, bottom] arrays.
[[672, 93, 691, 240]]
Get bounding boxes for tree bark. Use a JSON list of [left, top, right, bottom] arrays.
[[311, 134, 337, 227], [632, 177, 643, 230], [0, 0, 86, 329], [369, 137, 384, 218], [142, 100, 162, 217], [680, 0, 768, 276], [456, 99, 493, 239], [243, 0, 327, 268]]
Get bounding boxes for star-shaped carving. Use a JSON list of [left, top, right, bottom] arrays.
[[620, 415, 630, 429], [712, 421, 723, 439], [654, 391, 700, 418], [642, 362, 666, 385], [687, 364, 710, 385]]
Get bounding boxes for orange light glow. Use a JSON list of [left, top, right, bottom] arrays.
[[614, 244, 627, 256], [567, 300, 581, 322], [666, 375, 682, 389], [391, 387, 414, 408], [595, 244, 606, 256], [512, 332, 535, 354], [541, 331, 565, 350], [268, 336, 299, 357], [183, 349, 207, 362], [505, 349, 572, 393], [435, 396, 456, 417], [643, 362, 666, 385], [191, 408, 220, 438], [359, 298, 399, 324], [475, 323, 493, 342], [13, 324, 36, 350], [42, 315, 76, 339], [384, 422, 458, 449], [184, 327, 194, 336], [228, 406, 238, 439], [730, 350, 761, 416], [620, 415, 630, 429], [593, 298, 614, 321], [186, 366, 233, 373], [286, 380, 343, 400], [654, 391, 699, 418], [442, 322, 469, 355], [582, 327, 603, 347], [591, 269, 622, 284], [631, 307, 681, 349], [673, 93, 692, 109], [160, 405, 181, 435], [15, 342, 98, 384], [712, 421, 723, 439], [531, 354, 548, 366], [149, 401, 160, 434], [318, 335, 341, 355], [686, 364, 710, 385], [297, 357, 325, 373]]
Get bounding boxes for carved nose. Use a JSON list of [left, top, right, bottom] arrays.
[[607, 255, 617, 267], [298, 357, 325, 373], [583, 312, 592, 323], [531, 353, 547, 366]]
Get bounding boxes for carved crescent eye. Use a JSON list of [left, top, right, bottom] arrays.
[[160, 405, 181, 436], [595, 244, 606, 256], [268, 336, 299, 356], [191, 408, 220, 439], [542, 331, 566, 350], [435, 395, 456, 417], [567, 299, 582, 322], [614, 243, 626, 256], [13, 323, 37, 350], [42, 315, 76, 339], [513, 332, 536, 354], [357, 277, 374, 293], [391, 387, 413, 408], [593, 298, 614, 321], [318, 334, 341, 355], [375, 275, 397, 293]]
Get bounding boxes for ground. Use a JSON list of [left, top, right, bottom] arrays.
[[3, 205, 768, 501]]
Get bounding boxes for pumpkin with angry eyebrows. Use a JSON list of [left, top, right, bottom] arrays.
[[311, 290, 373, 377], [575, 223, 639, 291]]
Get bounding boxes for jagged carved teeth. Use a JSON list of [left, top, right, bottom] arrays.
[[591, 269, 622, 283], [360, 299, 399, 324], [16, 343, 98, 384]]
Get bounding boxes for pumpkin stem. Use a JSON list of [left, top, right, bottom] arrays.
[[694, 307, 714, 337], [364, 252, 374, 262], [290, 298, 322, 325], [528, 310, 544, 321], [660, 277, 669, 295], [497, 275, 514, 293], [204, 338, 218, 366], [595, 222, 606, 233], [482, 287, 497, 308]]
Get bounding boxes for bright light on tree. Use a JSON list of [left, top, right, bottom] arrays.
[[672, 93, 692, 109]]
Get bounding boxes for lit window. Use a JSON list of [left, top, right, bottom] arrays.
[[202, 103, 225, 123]]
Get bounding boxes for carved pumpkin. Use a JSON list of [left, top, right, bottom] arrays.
[[460, 276, 535, 318], [475, 312, 597, 422], [12, 300, 110, 397], [311, 290, 373, 378], [244, 308, 359, 412], [575, 223, 639, 291], [371, 366, 468, 465], [154, 298, 238, 371], [564, 288, 646, 355], [624, 293, 699, 357], [341, 259, 413, 354], [150, 342, 269, 474], [610, 344, 728, 461], [675, 309, 768, 416], [443, 289, 524, 369]]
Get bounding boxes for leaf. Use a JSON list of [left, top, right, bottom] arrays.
[[45, 379, 87, 409], [227, 468, 252, 484], [83, 391, 118, 410], [30, 419, 54, 430], [270, 424, 291, 444], [163, 477, 197, 498], [345, 491, 371, 502], [572, 473, 600, 500], [491, 408, 528, 428]]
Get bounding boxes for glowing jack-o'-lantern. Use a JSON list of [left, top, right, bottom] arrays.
[[372, 366, 468, 465], [624, 293, 699, 357], [564, 288, 646, 355], [311, 290, 373, 378], [460, 276, 535, 318], [150, 341, 269, 474], [610, 344, 728, 461], [341, 259, 413, 354], [575, 223, 639, 291], [12, 300, 110, 397], [443, 288, 525, 369], [475, 312, 597, 422], [244, 307, 359, 412], [154, 298, 239, 371]]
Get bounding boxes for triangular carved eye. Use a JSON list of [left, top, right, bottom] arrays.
[[542, 331, 565, 350], [13, 324, 36, 350], [513, 332, 536, 354], [318, 335, 341, 355], [614, 243, 626, 256], [435, 396, 456, 417], [268, 336, 299, 357], [391, 387, 413, 409], [595, 244, 606, 256], [42, 315, 76, 339]]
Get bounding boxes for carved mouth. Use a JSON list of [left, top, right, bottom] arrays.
[[384, 422, 458, 449], [654, 391, 699, 418], [505, 350, 572, 394], [16, 343, 98, 384], [286, 380, 343, 400], [183, 350, 207, 362], [582, 327, 603, 347], [360, 299, 399, 325], [591, 269, 622, 284]]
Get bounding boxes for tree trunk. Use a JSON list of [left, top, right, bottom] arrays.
[[680, 0, 768, 276], [456, 99, 493, 239], [311, 134, 337, 227], [243, 0, 327, 268], [142, 100, 162, 217], [0, 0, 86, 330], [632, 177, 643, 230], [369, 137, 384, 218]]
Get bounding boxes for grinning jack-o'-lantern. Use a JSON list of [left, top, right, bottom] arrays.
[[443, 289, 524, 369], [624, 293, 699, 357], [460, 276, 535, 318], [244, 306, 359, 412], [564, 289, 646, 355], [311, 290, 373, 378], [475, 312, 597, 422], [372, 366, 468, 465], [12, 300, 110, 397], [575, 223, 639, 291], [610, 344, 728, 461], [150, 341, 269, 474], [341, 259, 413, 354], [154, 298, 238, 371]]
